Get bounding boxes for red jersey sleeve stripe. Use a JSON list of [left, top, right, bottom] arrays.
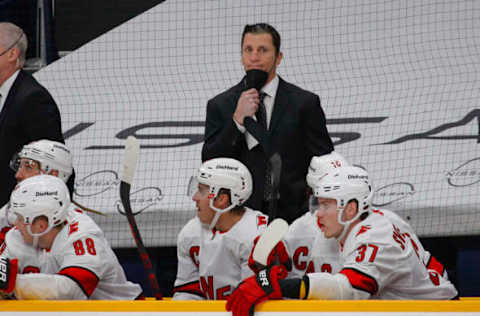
[[426, 255, 445, 276], [58, 266, 99, 298], [340, 268, 379, 295], [173, 280, 205, 298]]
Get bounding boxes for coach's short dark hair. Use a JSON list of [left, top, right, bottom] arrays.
[[241, 23, 281, 56]]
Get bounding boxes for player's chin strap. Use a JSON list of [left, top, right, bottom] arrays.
[[208, 199, 236, 230], [336, 190, 374, 242], [32, 236, 39, 248], [336, 207, 370, 243], [27, 225, 53, 249]]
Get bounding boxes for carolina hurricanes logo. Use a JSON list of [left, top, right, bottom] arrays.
[[69, 222, 79, 235], [257, 215, 267, 227], [356, 225, 371, 236]]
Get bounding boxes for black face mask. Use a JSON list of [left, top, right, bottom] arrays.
[[245, 69, 268, 91]]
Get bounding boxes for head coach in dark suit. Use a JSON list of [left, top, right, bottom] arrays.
[[202, 23, 334, 224], [0, 22, 71, 207]]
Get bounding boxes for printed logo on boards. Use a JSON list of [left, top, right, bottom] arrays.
[[115, 186, 164, 215], [446, 157, 480, 187], [74, 170, 120, 197], [372, 182, 415, 207]]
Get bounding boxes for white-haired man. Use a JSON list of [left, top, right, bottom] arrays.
[[227, 166, 457, 316], [0, 22, 66, 208], [0, 175, 142, 300], [173, 158, 268, 300]]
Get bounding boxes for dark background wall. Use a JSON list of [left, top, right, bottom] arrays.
[[55, 0, 165, 51]]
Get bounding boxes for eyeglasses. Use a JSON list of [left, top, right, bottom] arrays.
[[0, 32, 24, 57]]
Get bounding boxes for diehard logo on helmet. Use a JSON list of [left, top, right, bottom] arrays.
[[215, 165, 239, 171], [348, 174, 368, 180], [35, 191, 58, 197]]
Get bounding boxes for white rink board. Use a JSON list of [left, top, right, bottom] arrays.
[[34, 0, 480, 246]]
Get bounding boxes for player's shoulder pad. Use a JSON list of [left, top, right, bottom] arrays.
[[351, 213, 393, 243], [289, 212, 316, 233], [62, 212, 103, 242], [225, 209, 267, 244], [3, 228, 34, 257], [177, 217, 201, 243], [243, 208, 268, 229], [4, 228, 23, 247]]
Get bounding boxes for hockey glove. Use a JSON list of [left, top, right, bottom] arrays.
[[226, 265, 286, 316], [0, 257, 17, 294], [248, 236, 292, 274]]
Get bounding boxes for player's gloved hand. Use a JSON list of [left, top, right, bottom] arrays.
[[0, 257, 18, 294], [226, 265, 286, 316], [248, 236, 292, 274]]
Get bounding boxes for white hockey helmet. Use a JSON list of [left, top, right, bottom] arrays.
[[308, 166, 373, 237], [10, 175, 71, 240], [10, 140, 73, 182], [188, 158, 252, 228], [306, 151, 350, 190]]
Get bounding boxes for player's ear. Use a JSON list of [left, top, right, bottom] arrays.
[[33, 216, 49, 233], [214, 191, 230, 208], [49, 170, 59, 177], [344, 200, 359, 221]]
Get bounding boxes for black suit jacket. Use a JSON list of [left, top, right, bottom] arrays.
[[0, 70, 66, 206], [202, 77, 334, 223]]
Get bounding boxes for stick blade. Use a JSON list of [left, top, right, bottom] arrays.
[[121, 136, 140, 185], [252, 218, 289, 266]]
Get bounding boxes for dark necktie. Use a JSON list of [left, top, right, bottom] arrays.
[[256, 92, 273, 201], [256, 92, 267, 130]]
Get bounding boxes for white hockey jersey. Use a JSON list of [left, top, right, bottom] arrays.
[[1, 209, 142, 300], [172, 216, 203, 300], [0, 204, 9, 232], [0, 203, 15, 245], [173, 208, 268, 300], [1, 228, 54, 274], [372, 209, 448, 278], [285, 209, 448, 281], [284, 212, 341, 278], [337, 212, 457, 299]]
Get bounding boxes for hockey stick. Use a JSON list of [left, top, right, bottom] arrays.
[[72, 199, 106, 216], [252, 218, 289, 266], [244, 117, 282, 219], [120, 136, 163, 300]]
